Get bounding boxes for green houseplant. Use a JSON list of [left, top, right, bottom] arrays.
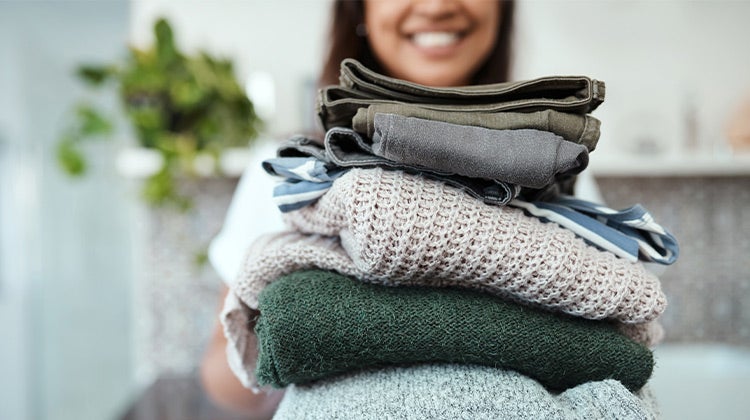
[[58, 17, 261, 209]]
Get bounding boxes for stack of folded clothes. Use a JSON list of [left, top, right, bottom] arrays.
[[220, 59, 679, 419]]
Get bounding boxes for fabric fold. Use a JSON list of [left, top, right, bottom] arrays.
[[261, 152, 679, 266], [370, 114, 589, 188], [324, 128, 521, 205], [229, 231, 663, 346], [352, 104, 601, 150], [236, 168, 667, 323], [318, 58, 606, 130], [339, 58, 606, 108], [254, 270, 654, 391], [220, 291, 259, 391], [273, 364, 658, 420]]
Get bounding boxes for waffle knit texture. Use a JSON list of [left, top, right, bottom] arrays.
[[273, 364, 659, 420], [234, 167, 666, 324], [254, 270, 654, 392], [228, 233, 661, 346]]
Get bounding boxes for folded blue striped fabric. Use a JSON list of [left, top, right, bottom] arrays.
[[262, 157, 346, 213], [261, 156, 678, 265], [507, 199, 678, 265]]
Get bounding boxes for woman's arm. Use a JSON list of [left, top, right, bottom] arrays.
[[200, 286, 284, 418], [201, 142, 286, 416]]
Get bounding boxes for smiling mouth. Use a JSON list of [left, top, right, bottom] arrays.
[[410, 31, 464, 49]]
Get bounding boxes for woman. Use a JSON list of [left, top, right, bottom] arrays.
[[201, 0, 515, 417]]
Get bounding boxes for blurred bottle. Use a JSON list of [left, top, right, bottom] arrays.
[[726, 93, 750, 152]]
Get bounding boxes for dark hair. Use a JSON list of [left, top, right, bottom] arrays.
[[319, 0, 516, 87]]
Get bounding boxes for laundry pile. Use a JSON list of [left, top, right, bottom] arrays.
[[220, 59, 678, 419]]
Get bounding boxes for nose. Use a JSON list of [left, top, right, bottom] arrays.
[[411, 0, 462, 18]]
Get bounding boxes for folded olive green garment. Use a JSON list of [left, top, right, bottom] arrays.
[[318, 58, 605, 130], [338, 58, 605, 108], [255, 270, 653, 392], [352, 104, 600, 151]]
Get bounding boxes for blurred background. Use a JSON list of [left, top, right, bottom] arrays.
[[1, 1, 749, 419]]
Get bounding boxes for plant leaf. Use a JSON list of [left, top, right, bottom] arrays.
[[58, 16, 262, 211], [77, 65, 117, 86], [154, 18, 180, 67], [76, 104, 113, 137], [56, 138, 87, 176]]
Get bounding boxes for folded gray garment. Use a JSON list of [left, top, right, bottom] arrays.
[[371, 113, 589, 188], [324, 127, 521, 205], [353, 104, 600, 151], [273, 364, 658, 420]]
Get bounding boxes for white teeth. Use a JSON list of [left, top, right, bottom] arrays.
[[411, 32, 460, 48]]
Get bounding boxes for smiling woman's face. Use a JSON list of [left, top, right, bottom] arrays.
[[364, 0, 500, 87]]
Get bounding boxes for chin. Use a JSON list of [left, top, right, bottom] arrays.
[[397, 62, 470, 87], [409, 71, 471, 88]]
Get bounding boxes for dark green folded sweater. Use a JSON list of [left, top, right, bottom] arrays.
[[255, 270, 653, 391]]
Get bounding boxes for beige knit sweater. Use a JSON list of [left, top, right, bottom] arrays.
[[234, 168, 666, 325]]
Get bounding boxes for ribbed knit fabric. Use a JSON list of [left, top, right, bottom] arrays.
[[273, 364, 659, 420], [221, 280, 662, 390], [235, 167, 666, 324], [254, 270, 654, 391], [229, 232, 661, 345]]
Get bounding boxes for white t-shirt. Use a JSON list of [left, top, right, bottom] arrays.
[[208, 140, 285, 287]]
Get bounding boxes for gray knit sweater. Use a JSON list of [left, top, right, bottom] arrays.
[[272, 364, 659, 420]]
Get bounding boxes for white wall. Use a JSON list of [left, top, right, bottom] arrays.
[[130, 0, 331, 137], [131, 0, 750, 158], [0, 2, 136, 420], [0, 14, 33, 420], [514, 0, 750, 158]]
